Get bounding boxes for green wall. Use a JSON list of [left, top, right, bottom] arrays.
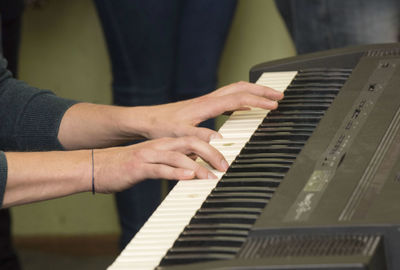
[[12, 0, 295, 236]]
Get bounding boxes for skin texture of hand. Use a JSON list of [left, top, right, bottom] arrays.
[[3, 136, 228, 207], [121, 81, 284, 142], [93, 136, 229, 194], [58, 81, 283, 149]]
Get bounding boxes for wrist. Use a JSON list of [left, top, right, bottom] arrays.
[[116, 106, 153, 140]]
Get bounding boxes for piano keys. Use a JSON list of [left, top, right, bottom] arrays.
[[107, 71, 297, 270], [109, 43, 400, 270], [157, 68, 352, 267]]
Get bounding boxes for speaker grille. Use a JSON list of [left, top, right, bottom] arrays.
[[238, 234, 381, 259], [365, 48, 400, 57]]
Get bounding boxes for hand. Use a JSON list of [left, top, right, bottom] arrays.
[[131, 81, 283, 142], [94, 136, 229, 193], [3, 136, 228, 207], [58, 81, 283, 150]]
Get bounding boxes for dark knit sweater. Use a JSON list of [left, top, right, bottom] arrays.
[[0, 57, 77, 206]]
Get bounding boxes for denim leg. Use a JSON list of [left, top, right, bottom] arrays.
[[174, 0, 237, 103], [94, 0, 238, 248], [94, 0, 181, 106], [174, 0, 237, 136], [93, 0, 182, 249], [165, 0, 237, 192], [276, 0, 400, 54]]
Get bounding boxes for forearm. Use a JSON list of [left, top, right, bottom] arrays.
[[1, 135, 229, 208], [2, 150, 91, 208], [58, 103, 150, 150]]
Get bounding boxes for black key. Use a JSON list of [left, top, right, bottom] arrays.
[[237, 153, 297, 160], [190, 213, 259, 224], [228, 163, 290, 173], [217, 177, 281, 187], [263, 115, 322, 123], [202, 198, 268, 209], [270, 109, 326, 115], [197, 207, 263, 215], [185, 223, 252, 231], [208, 191, 272, 200], [255, 127, 315, 133], [213, 186, 277, 195], [223, 171, 286, 179], [167, 246, 240, 254], [258, 122, 317, 129], [159, 252, 235, 266], [233, 158, 294, 165]]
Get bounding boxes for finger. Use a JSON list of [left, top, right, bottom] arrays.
[[211, 81, 284, 101], [179, 125, 222, 142], [146, 150, 216, 179], [168, 137, 229, 172], [148, 137, 228, 172], [143, 163, 196, 180], [204, 92, 281, 122], [202, 92, 279, 119]]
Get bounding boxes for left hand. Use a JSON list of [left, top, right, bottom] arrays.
[[128, 81, 283, 142], [58, 81, 283, 150]]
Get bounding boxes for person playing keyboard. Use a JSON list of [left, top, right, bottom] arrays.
[[0, 57, 283, 208]]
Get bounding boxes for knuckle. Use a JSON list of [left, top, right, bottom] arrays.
[[238, 93, 251, 105], [236, 81, 247, 86], [193, 164, 203, 174], [167, 151, 181, 163], [182, 136, 197, 145]]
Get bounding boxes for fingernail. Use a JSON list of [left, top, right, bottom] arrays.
[[208, 172, 218, 179], [267, 100, 278, 109], [210, 132, 223, 141], [183, 170, 194, 177], [221, 159, 229, 171]]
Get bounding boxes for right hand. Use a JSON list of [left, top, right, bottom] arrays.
[[94, 136, 229, 193]]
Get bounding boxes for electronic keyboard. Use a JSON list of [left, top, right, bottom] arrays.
[[109, 43, 400, 270]]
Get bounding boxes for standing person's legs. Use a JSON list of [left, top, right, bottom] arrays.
[[167, 0, 237, 191], [0, 0, 24, 269], [174, 0, 237, 103], [275, 0, 400, 54], [0, 210, 20, 270], [93, 0, 181, 249], [94, 0, 181, 107], [1, 1, 23, 77]]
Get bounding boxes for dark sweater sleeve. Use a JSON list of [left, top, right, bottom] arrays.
[[0, 57, 78, 207], [0, 57, 78, 151]]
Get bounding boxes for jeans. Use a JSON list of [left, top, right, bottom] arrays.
[[275, 0, 400, 54], [93, 0, 237, 249]]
